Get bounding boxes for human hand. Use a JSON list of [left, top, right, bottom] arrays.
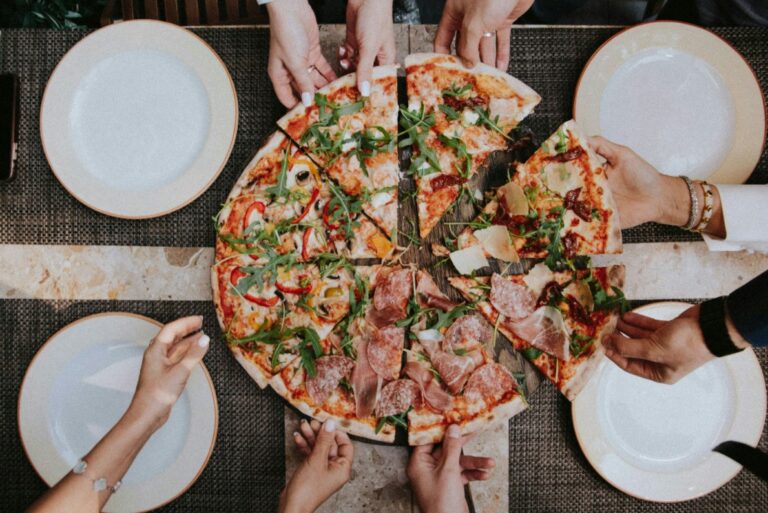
[[603, 306, 716, 384], [267, 0, 337, 108], [434, 0, 534, 70], [589, 136, 691, 229], [280, 419, 354, 513], [129, 316, 210, 432], [339, 0, 396, 96], [407, 425, 495, 513]]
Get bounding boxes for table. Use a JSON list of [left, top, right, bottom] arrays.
[[1, 24, 767, 513]]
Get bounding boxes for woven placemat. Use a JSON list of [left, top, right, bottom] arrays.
[[0, 299, 284, 513], [1, 26, 765, 246]]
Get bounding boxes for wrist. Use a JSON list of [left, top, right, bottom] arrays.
[[125, 395, 170, 434], [659, 174, 691, 227]]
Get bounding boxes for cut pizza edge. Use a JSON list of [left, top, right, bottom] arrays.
[[449, 264, 625, 401]]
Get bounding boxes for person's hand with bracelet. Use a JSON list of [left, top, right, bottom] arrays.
[[26, 316, 210, 513]]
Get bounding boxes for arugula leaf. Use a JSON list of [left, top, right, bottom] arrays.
[[555, 127, 569, 153], [473, 107, 511, 140], [570, 331, 595, 358], [235, 251, 297, 293], [438, 103, 461, 121], [375, 407, 411, 434], [271, 341, 285, 369], [437, 133, 472, 178], [442, 82, 472, 97], [399, 105, 441, 176], [521, 347, 543, 360], [265, 148, 291, 198]]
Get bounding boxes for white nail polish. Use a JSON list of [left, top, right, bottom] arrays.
[[293, 431, 300, 438], [198, 334, 210, 348], [340, 58, 350, 70], [324, 419, 336, 432], [301, 92, 312, 107], [338, 46, 346, 57], [359, 80, 371, 97]]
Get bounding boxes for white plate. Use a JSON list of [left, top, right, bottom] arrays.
[[18, 313, 218, 513], [40, 20, 238, 218], [574, 21, 765, 183], [572, 302, 766, 502]]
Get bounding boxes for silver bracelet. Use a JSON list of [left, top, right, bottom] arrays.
[[73, 459, 122, 494], [680, 176, 700, 230]]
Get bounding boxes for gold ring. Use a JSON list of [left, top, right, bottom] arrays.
[[482, 32, 495, 38]]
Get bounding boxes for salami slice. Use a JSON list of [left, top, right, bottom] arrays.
[[367, 325, 405, 381], [306, 356, 355, 406], [442, 314, 493, 352], [377, 379, 421, 417], [464, 362, 516, 403], [373, 267, 413, 320], [405, 361, 452, 412], [490, 273, 537, 322]]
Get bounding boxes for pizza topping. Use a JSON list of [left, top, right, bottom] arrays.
[[566, 295, 591, 326], [431, 350, 482, 394], [306, 355, 355, 406], [540, 162, 581, 197], [372, 267, 413, 322], [464, 362, 516, 403], [490, 274, 536, 322], [498, 182, 528, 216], [536, 280, 562, 308], [377, 379, 421, 417], [474, 225, 519, 262], [430, 174, 465, 191], [443, 314, 493, 352], [442, 93, 486, 112], [292, 187, 320, 224], [415, 270, 458, 311], [563, 280, 594, 312], [522, 262, 555, 298], [367, 325, 405, 381], [275, 278, 312, 296], [508, 306, 571, 361], [545, 147, 584, 163], [450, 245, 489, 275], [242, 201, 266, 233], [230, 268, 281, 307], [562, 232, 579, 259], [351, 336, 382, 418], [405, 361, 452, 412], [563, 187, 592, 222]]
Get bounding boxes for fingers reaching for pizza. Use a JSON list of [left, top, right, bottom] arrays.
[[280, 420, 354, 513], [267, 0, 337, 108], [434, 0, 533, 70], [603, 307, 717, 384], [131, 316, 210, 432], [340, 0, 396, 96], [407, 425, 493, 513]]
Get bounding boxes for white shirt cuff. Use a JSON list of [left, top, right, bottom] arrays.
[[257, 0, 273, 5], [702, 184, 768, 253]]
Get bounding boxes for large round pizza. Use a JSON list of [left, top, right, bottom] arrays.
[[212, 53, 627, 444]]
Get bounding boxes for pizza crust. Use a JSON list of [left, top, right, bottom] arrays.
[[231, 346, 272, 389]]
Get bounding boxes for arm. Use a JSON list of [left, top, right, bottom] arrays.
[[27, 317, 209, 513]]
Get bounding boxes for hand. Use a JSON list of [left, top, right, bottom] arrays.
[[339, 0, 396, 96], [129, 316, 210, 432], [588, 136, 691, 229], [267, 0, 337, 108], [434, 0, 534, 70], [280, 419, 354, 513], [407, 425, 495, 513], [603, 307, 716, 384]]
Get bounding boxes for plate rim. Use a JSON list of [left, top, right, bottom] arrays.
[[571, 300, 767, 503], [17, 311, 219, 513], [572, 20, 767, 184], [39, 19, 239, 220]]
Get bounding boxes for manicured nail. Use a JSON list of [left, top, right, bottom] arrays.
[[340, 58, 350, 70], [447, 424, 460, 438], [198, 334, 210, 348], [359, 80, 370, 97], [301, 92, 312, 107], [338, 46, 346, 57], [324, 419, 336, 432], [301, 418, 308, 424], [293, 431, 300, 438]]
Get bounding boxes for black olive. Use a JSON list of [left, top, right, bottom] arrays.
[[275, 290, 285, 301], [346, 239, 353, 250], [318, 304, 329, 317], [297, 170, 310, 183], [314, 199, 322, 211]]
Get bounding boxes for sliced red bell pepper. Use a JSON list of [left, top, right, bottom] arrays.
[[229, 268, 280, 307], [301, 227, 312, 261], [322, 200, 341, 230], [242, 200, 266, 232], [292, 187, 320, 224], [276, 278, 312, 295]]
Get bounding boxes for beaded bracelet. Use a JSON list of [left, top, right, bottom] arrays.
[[693, 182, 715, 232], [73, 459, 122, 494], [680, 176, 700, 231]]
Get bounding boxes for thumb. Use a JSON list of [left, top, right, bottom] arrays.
[[588, 135, 619, 165], [309, 419, 338, 463], [439, 424, 464, 468]]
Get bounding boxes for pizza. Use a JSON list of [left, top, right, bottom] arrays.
[[403, 53, 541, 238], [450, 263, 626, 400], [278, 66, 399, 238], [451, 120, 622, 274], [212, 60, 631, 445]]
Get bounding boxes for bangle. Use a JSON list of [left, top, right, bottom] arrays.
[[693, 182, 714, 232], [680, 176, 700, 230], [72, 459, 122, 494], [698, 297, 743, 357]]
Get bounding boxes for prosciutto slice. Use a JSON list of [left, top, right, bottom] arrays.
[[377, 379, 421, 417], [442, 314, 493, 352], [367, 325, 405, 381], [431, 350, 483, 394], [490, 273, 536, 322], [465, 362, 517, 403], [372, 267, 413, 322], [352, 337, 382, 418], [306, 356, 355, 406], [405, 361, 452, 412], [509, 306, 571, 361], [415, 270, 458, 311]]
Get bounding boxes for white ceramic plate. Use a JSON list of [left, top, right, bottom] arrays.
[[572, 302, 766, 502], [18, 313, 218, 513], [574, 21, 765, 183], [40, 20, 238, 218]]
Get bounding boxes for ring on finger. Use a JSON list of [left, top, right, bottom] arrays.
[[482, 32, 495, 38]]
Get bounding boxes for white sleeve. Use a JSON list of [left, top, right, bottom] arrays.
[[702, 184, 768, 253], [256, 0, 273, 4]]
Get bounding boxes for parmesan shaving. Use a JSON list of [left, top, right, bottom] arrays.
[[449, 245, 489, 275], [474, 225, 519, 262], [497, 182, 528, 216]]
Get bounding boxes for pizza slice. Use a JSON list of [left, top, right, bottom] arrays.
[[404, 270, 527, 445], [278, 66, 399, 237], [450, 262, 626, 400], [214, 132, 394, 265], [403, 53, 541, 238]]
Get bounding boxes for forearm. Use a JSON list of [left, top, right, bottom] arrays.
[[657, 175, 725, 238], [27, 405, 158, 513]]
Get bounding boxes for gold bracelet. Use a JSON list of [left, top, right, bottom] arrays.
[[693, 182, 714, 232]]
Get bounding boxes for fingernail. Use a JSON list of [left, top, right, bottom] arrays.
[[605, 348, 614, 357], [293, 431, 300, 438], [300, 418, 307, 424], [197, 315, 204, 321], [301, 92, 312, 107], [359, 80, 370, 97], [447, 424, 460, 438], [198, 334, 210, 348], [338, 46, 346, 57], [340, 58, 350, 70], [324, 419, 336, 432]]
